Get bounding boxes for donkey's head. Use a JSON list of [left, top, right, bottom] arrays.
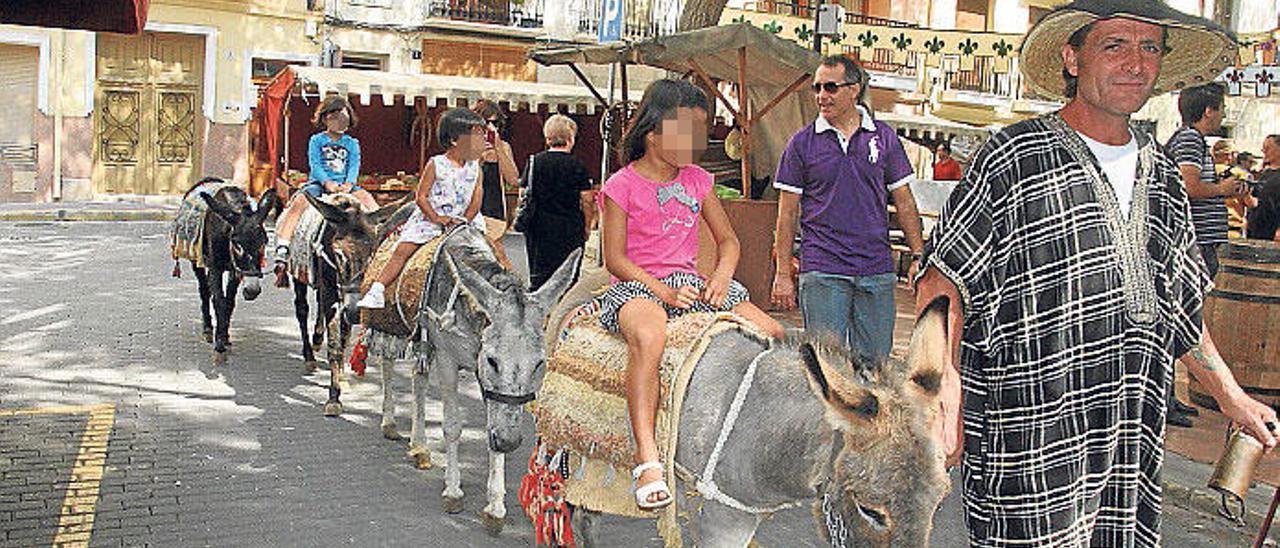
[[449, 242, 581, 453], [799, 296, 952, 547], [305, 192, 411, 324], [201, 187, 276, 301]]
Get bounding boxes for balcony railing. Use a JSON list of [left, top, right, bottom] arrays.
[[843, 46, 919, 78], [836, 45, 1023, 100], [427, 0, 544, 28], [946, 56, 1015, 96], [575, 0, 681, 40], [738, 0, 918, 28]]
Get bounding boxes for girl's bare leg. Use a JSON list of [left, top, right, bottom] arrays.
[[378, 242, 421, 286], [617, 298, 670, 505]]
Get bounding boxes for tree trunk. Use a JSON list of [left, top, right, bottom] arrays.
[[678, 0, 729, 31]]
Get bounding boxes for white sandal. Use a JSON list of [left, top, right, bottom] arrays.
[[632, 461, 673, 510]]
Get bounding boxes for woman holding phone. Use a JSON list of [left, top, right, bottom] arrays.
[[471, 100, 518, 269]]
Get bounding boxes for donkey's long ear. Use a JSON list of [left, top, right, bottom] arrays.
[[200, 192, 241, 225], [372, 201, 416, 242], [251, 192, 277, 225], [904, 296, 950, 399], [304, 192, 351, 226], [531, 247, 581, 314], [451, 255, 502, 312], [800, 342, 881, 432]]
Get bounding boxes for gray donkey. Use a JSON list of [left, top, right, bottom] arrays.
[[364, 226, 579, 532], [570, 297, 953, 547]]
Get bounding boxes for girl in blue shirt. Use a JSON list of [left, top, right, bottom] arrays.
[[274, 96, 380, 284]]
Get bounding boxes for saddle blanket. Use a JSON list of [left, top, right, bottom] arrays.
[[528, 309, 764, 525], [359, 229, 447, 338], [170, 181, 228, 268]]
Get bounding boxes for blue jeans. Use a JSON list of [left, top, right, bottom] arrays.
[[798, 271, 897, 364]]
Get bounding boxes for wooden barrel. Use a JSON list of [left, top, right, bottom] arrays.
[[1189, 240, 1280, 409]]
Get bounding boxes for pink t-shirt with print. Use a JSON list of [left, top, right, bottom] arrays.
[[599, 164, 713, 280]]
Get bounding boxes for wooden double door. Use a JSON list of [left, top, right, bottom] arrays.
[[94, 32, 204, 195]]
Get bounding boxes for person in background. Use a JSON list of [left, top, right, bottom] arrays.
[[1248, 134, 1280, 241], [770, 55, 925, 365], [1211, 139, 1259, 237], [522, 115, 595, 290], [932, 141, 962, 180], [1165, 85, 1250, 428], [1235, 150, 1258, 175], [1166, 84, 1251, 277], [472, 100, 519, 269]]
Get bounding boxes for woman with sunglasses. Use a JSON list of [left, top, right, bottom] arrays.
[[471, 100, 518, 269]]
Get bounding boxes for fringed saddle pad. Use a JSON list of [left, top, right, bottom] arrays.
[[526, 308, 764, 546], [169, 181, 227, 267], [359, 230, 447, 338], [285, 207, 328, 286]]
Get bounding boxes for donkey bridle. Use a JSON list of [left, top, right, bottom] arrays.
[[479, 386, 537, 406], [473, 368, 536, 406]]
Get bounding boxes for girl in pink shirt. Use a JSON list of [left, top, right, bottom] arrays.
[[597, 79, 784, 510]]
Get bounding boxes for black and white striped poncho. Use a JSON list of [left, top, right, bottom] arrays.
[[924, 114, 1210, 547]]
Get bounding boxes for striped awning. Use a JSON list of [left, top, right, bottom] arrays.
[[288, 65, 639, 112]]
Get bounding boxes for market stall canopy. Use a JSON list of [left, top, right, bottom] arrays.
[[285, 65, 636, 112], [0, 0, 149, 34], [530, 23, 823, 192], [529, 23, 821, 91]]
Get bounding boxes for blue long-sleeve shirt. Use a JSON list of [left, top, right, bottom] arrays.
[[308, 132, 361, 185]]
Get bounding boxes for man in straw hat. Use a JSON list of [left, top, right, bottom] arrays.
[[914, 0, 1279, 545]]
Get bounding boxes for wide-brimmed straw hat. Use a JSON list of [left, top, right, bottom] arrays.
[[1020, 0, 1237, 102]]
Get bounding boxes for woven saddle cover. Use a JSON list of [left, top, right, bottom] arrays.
[[359, 230, 448, 338], [531, 308, 761, 520], [170, 181, 228, 268]]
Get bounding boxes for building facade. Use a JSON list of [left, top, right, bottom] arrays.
[[4, 0, 1271, 201], [0, 0, 321, 202]]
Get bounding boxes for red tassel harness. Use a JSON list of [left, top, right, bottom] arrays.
[[519, 440, 574, 547], [348, 330, 368, 377]]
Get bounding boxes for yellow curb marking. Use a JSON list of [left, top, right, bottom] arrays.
[[0, 404, 116, 548]]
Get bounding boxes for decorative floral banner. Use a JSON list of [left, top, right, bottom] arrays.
[[1219, 65, 1280, 97], [724, 8, 1280, 99], [723, 8, 1023, 73]]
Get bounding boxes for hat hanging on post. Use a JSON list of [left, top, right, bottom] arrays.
[[724, 127, 743, 161], [1019, 0, 1238, 102]]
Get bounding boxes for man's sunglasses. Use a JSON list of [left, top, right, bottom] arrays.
[[811, 81, 858, 94]]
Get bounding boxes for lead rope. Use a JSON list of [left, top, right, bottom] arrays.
[[420, 226, 470, 330], [694, 347, 800, 515]]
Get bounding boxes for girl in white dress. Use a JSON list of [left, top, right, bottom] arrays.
[[358, 108, 488, 309]]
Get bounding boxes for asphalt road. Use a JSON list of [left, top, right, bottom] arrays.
[[0, 221, 1260, 547]]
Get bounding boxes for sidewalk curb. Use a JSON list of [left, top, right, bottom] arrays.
[[0, 210, 175, 222]]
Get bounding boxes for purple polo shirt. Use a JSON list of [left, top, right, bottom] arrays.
[[774, 107, 915, 277]]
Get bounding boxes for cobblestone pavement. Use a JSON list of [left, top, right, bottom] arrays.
[[0, 222, 1261, 547]]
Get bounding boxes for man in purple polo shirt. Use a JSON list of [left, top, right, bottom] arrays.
[[770, 55, 925, 363]]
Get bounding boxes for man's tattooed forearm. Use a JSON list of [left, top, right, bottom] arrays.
[[1189, 342, 1222, 372]]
